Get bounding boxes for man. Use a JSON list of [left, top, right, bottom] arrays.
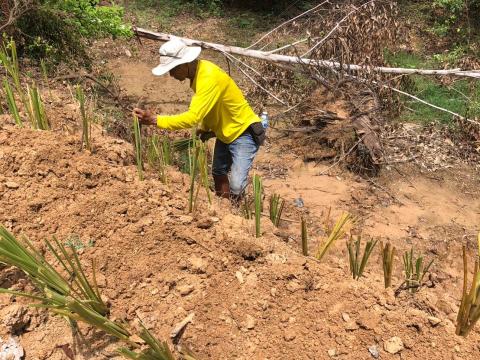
[[133, 38, 265, 200]]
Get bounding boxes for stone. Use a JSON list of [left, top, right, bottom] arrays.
[[0, 337, 24, 360], [327, 349, 337, 357], [4, 182, 19, 189], [284, 329, 296, 341], [368, 345, 379, 358], [427, 316, 442, 327], [384, 337, 404, 354], [235, 271, 244, 284], [245, 315, 256, 330], [196, 217, 214, 229], [177, 285, 194, 296], [342, 313, 351, 322], [344, 321, 359, 331], [188, 256, 207, 274]]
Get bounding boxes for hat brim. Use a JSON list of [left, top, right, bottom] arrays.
[[151, 46, 201, 76]]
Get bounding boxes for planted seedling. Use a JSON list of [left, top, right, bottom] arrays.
[[133, 115, 143, 181], [301, 216, 308, 256], [456, 241, 480, 337], [76, 85, 91, 151], [3, 78, 22, 126], [316, 212, 353, 261], [346, 235, 378, 280], [253, 174, 263, 238], [381, 241, 396, 288], [269, 193, 285, 227], [147, 134, 167, 183], [402, 247, 434, 293], [28, 83, 49, 130]]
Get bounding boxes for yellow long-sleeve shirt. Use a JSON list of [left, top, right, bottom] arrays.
[[156, 60, 260, 144]]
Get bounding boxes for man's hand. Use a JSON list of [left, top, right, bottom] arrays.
[[198, 130, 216, 142], [133, 108, 157, 126]]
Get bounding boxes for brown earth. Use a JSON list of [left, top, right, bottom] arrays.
[[1, 37, 480, 360]]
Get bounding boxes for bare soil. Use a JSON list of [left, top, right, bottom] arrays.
[[1, 39, 480, 360]]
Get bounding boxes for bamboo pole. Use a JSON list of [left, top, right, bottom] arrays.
[[133, 27, 480, 79]]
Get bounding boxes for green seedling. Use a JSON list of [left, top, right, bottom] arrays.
[[147, 134, 167, 183], [316, 212, 353, 261], [253, 174, 263, 238], [269, 193, 285, 227], [133, 116, 143, 181], [40, 59, 52, 97], [456, 244, 480, 337], [242, 195, 253, 220], [301, 217, 308, 256], [76, 85, 91, 151], [187, 130, 212, 212], [381, 241, 396, 288], [402, 247, 434, 293], [347, 235, 378, 280], [3, 78, 22, 126], [28, 83, 49, 130], [162, 138, 172, 166]]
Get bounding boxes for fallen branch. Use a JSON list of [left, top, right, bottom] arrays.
[[134, 27, 480, 80]]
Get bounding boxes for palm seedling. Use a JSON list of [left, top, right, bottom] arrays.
[[253, 174, 263, 238], [456, 238, 480, 337], [402, 247, 434, 293], [76, 85, 92, 151], [301, 217, 308, 256], [269, 193, 285, 227], [147, 134, 167, 183], [381, 241, 396, 288], [3, 78, 22, 126], [0, 226, 184, 359], [162, 138, 172, 166], [316, 212, 353, 261], [346, 235, 378, 280], [188, 138, 212, 212], [133, 115, 144, 181], [28, 83, 49, 130], [0, 39, 34, 124]]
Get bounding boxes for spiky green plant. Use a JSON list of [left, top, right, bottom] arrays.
[[133, 116, 143, 181], [381, 241, 396, 288], [147, 134, 167, 183], [347, 235, 378, 280], [269, 194, 285, 227], [187, 131, 212, 212], [301, 217, 308, 256], [456, 238, 480, 337], [28, 83, 49, 130], [0, 226, 108, 316], [242, 195, 253, 220], [3, 78, 22, 126], [40, 59, 52, 97], [76, 85, 91, 151], [162, 138, 172, 166], [316, 212, 353, 261], [0, 39, 34, 124], [253, 174, 263, 238], [402, 248, 434, 293]]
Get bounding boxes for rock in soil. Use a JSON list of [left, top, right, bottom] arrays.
[[0, 337, 24, 360], [384, 336, 404, 354], [0, 305, 30, 334]]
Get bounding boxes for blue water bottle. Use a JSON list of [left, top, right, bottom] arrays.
[[260, 111, 269, 129]]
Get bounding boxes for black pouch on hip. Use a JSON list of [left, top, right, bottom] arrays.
[[249, 122, 266, 146]]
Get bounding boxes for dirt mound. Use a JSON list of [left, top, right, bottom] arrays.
[[0, 124, 479, 359]]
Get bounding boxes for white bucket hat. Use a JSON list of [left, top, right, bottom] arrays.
[[152, 38, 201, 76]]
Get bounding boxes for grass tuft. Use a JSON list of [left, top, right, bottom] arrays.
[[316, 212, 353, 261], [402, 247, 434, 293], [28, 83, 49, 130], [269, 193, 285, 227]]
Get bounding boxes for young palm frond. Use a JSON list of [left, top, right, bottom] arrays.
[[402, 248, 434, 293], [133, 116, 144, 181], [76, 85, 92, 151], [187, 130, 212, 212], [301, 217, 308, 256], [316, 212, 353, 261], [161, 138, 172, 166], [3, 78, 22, 126], [253, 174, 263, 238], [269, 194, 285, 227], [40, 59, 52, 97], [381, 241, 396, 288], [28, 83, 49, 130], [147, 134, 167, 183], [346, 235, 378, 280], [456, 239, 480, 337]]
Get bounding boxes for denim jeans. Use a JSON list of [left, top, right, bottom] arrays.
[[212, 131, 259, 196]]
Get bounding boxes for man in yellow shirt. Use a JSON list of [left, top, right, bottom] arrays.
[[134, 38, 265, 200]]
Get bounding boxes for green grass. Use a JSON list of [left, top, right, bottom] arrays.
[[385, 50, 480, 124]]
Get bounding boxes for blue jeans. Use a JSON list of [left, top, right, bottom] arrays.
[[212, 132, 259, 196]]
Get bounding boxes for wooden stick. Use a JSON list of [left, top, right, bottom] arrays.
[[134, 28, 480, 79]]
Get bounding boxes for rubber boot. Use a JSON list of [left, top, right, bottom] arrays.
[[213, 175, 230, 199]]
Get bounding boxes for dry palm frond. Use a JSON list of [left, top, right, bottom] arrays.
[[381, 241, 396, 288], [316, 212, 353, 261], [456, 242, 480, 337], [347, 235, 378, 280]]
